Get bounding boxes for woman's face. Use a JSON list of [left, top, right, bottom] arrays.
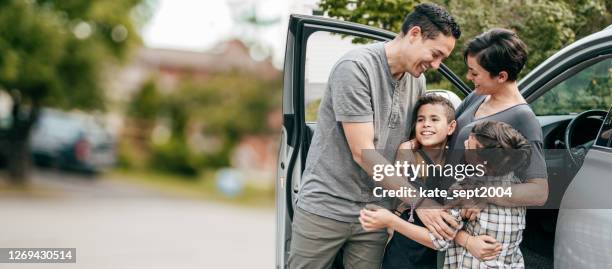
[[465, 55, 499, 95], [415, 104, 456, 148]]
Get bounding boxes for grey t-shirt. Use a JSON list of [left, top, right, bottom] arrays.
[[297, 42, 426, 223], [449, 92, 548, 181]]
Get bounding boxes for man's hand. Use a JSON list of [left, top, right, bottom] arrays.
[[465, 235, 502, 261], [415, 208, 459, 240]]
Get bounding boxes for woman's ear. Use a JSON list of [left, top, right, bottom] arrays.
[[448, 120, 457, 136], [497, 71, 509, 83]]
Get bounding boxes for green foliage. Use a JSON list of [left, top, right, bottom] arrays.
[[318, 0, 611, 85], [150, 137, 200, 178], [122, 71, 282, 174], [0, 0, 149, 110], [531, 59, 611, 116], [128, 79, 161, 121], [169, 71, 281, 139], [163, 71, 281, 169], [319, 0, 416, 31]]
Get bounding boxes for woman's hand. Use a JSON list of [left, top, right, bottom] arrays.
[[465, 235, 502, 261], [359, 208, 397, 231]]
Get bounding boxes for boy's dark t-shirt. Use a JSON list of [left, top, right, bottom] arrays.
[[382, 150, 442, 269], [382, 211, 437, 269]]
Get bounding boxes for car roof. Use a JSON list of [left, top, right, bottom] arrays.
[[519, 26, 612, 95]]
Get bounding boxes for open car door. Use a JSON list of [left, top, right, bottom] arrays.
[[275, 14, 470, 268], [554, 106, 612, 268]]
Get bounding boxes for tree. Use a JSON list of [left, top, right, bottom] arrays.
[[0, 0, 153, 184], [121, 70, 282, 176], [318, 0, 610, 88], [163, 71, 282, 170]]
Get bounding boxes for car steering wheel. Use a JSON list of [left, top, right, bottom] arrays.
[[564, 109, 608, 167]]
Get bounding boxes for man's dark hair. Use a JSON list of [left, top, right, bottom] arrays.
[[464, 28, 528, 81], [401, 3, 461, 40]]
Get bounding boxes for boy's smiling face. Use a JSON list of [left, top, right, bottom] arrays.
[[415, 103, 456, 148]]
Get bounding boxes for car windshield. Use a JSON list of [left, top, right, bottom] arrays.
[[37, 112, 84, 140], [531, 58, 611, 116]]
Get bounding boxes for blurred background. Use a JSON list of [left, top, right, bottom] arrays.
[[0, 0, 609, 268]]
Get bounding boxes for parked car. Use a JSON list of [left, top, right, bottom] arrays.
[[30, 109, 116, 174], [276, 15, 612, 268]]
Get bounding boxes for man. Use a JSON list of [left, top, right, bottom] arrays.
[[289, 3, 461, 269]]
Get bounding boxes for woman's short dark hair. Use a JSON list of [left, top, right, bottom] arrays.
[[464, 28, 528, 81], [401, 3, 461, 40]]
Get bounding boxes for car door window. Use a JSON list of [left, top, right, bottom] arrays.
[[531, 58, 612, 116], [304, 32, 376, 123]]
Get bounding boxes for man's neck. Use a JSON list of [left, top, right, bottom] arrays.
[[384, 40, 406, 80]]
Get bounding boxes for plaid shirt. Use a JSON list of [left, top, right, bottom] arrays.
[[429, 174, 526, 269]]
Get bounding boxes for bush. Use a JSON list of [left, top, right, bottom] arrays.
[[149, 138, 200, 178]]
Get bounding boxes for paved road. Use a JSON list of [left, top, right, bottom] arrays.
[[0, 170, 275, 269]]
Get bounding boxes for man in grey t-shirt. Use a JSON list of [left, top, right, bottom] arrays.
[[289, 3, 461, 269]]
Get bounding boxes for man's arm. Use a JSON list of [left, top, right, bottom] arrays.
[[342, 121, 459, 239]]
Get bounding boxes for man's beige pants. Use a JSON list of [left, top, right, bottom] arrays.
[[288, 207, 388, 269]]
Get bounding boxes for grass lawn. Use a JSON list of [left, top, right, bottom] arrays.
[[109, 168, 275, 208]]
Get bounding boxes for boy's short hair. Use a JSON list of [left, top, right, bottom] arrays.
[[463, 28, 528, 81], [414, 93, 456, 122], [409, 94, 456, 138], [401, 3, 461, 40]]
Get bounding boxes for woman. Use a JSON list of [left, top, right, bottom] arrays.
[[447, 28, 548, 211]]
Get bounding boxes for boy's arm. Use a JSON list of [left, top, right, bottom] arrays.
[[343, 121, 459, 240], [387, 213, 436, 249], [360, 208, 435, 249]]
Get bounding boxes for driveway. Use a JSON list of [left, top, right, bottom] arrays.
[[0, 170, 275, 269]]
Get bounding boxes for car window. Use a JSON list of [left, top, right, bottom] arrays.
[[531, 58, 612, 116], [38, 113, 83, 140], [304, 32, 377, 123], [596, 106, 612, 148]]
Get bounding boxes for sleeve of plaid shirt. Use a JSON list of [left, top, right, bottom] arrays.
[[428, 208, 464, 251]]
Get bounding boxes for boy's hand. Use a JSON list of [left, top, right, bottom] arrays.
[[399, 139, 420, 150], [359, 208, 396, 231], [416, 207, 459, 240], [445, 197, 487, 222], [465, 235, 502, 261]]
